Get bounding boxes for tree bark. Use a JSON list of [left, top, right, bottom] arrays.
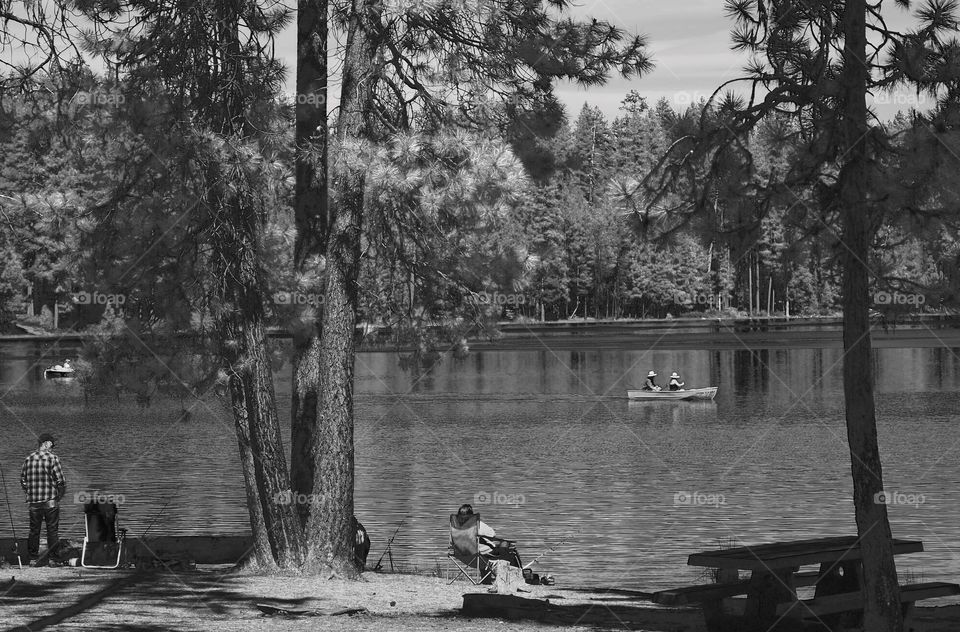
[[212, 1, 304, 569], [839, 1, 902, 629], [303, 0, 382, 577], [294, 0, 329, 269], [213, 185, 304, 568], [291, 0, 329, 529], [225, 311, 304, 568]]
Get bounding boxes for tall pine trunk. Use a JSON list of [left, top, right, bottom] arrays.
[[212, 1, 303, 569], [291, 0, 329, 528], [839, 1, 902, 629], [224, 309, 304, 567], [215, 193, 305, 568], [303, 0, 382, 576]]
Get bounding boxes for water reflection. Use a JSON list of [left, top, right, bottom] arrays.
[[1, 343, 959, 595]]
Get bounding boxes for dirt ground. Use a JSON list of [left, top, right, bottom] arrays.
[[0, 565, 957, 632]]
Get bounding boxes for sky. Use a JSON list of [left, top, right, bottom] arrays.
[[273, 0, 935, 122], [548, 0, 929, 119], [2, 1, 940, 120], [552, 0, 749, 117]]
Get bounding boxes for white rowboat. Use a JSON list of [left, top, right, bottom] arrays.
[[626, 387, 718, 401], [44, 361, 75, 379]]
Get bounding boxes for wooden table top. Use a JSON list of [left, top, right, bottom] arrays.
[[688, 536, 924, 572]]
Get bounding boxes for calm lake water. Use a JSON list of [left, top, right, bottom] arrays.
[[2, 340, 960, 595]]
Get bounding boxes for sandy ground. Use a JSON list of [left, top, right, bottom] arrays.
[[0, 564, 704, 632], [1, 565, 958, 632]]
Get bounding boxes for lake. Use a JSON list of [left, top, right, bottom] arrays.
[[1, 340, 959, 594]]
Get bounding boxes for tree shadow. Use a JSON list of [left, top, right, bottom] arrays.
[[459, 592, 706, 631], [1, 568, 359, 632]]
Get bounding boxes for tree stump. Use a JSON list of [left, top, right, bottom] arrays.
[[489, 560, 526, 594]]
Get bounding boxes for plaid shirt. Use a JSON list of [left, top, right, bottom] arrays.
[[20, 448, 66, 503]]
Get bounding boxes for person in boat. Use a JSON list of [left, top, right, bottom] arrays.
[[668, 372, 685, 391], [642, 370, 662, 391], [49, 359, 72, 373], [20, 433, 66, 566], [451, 503, 552, 584]]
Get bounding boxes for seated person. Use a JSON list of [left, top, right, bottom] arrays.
[[353, 516, 370, 569], [668, 371, 685, 391], [451, 503, 551, 584], [642, 370, 661, 391]]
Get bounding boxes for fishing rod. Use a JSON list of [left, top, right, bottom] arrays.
[[139, 485, 183, 540], [0, 462, 22, 569], [373, 516, 406, 572], [522, 527, 581, 571]]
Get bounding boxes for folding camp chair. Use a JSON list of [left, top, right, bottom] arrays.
[[447, 513, 492, 584], [81, 501, 127, 569]]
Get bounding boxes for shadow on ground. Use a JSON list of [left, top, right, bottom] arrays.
[[1, 567, 357, 632], [459, 591, 706, 631]]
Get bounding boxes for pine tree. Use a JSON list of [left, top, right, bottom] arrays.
[[304, 0, 653, 573], [646, 1, 960, 628]]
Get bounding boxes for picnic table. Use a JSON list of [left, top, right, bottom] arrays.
[[652, 536, 960, 632]]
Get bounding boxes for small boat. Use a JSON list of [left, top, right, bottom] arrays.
[[626, 387, 718, 401], [44, 361, 75, 379]]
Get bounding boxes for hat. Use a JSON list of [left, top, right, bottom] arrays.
[[647, 370, 657, 377], [38, 433, 56, 446], [670, 372, 681, 379]]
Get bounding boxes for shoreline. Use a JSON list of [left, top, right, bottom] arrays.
[[5, 315, 960, 352]]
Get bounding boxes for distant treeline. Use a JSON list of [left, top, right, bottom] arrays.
[[0, 81, 955, 334]]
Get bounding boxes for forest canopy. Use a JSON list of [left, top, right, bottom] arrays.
[[2, 84, 953, 332]]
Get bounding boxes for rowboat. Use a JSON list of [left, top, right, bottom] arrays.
[[626, 387, 717, 401], [44, 362, 75, 379]]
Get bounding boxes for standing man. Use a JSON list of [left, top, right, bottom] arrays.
[[20, 433, 66, 564]]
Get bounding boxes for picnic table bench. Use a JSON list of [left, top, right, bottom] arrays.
[[652, 536, 960, 631]]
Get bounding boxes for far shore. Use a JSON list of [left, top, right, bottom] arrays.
[[5, 314, 960, 351]]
